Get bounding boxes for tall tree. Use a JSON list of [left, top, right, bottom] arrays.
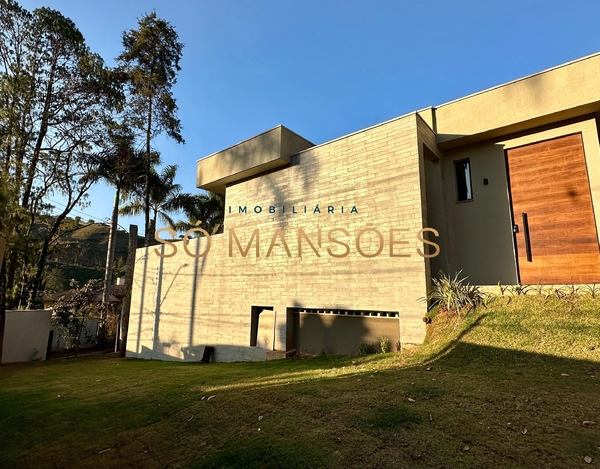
[[89, 125, 149, 306], [117, 12, 185, 246], [0, 1, 123, 307]]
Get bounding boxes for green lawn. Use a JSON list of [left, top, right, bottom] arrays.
[[1, 296, 600, 468]]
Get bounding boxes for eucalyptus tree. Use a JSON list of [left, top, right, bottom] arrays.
[[117, 12, 185, 246]]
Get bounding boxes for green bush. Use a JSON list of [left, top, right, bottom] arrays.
[[359, 342, 377, 355], [380, 336, 391, 353]]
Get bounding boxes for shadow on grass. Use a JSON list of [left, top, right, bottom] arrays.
[[190, 435, 329, 469], [1, 338, 600, 468]]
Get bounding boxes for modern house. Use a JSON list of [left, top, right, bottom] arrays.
[[126, 52, 600, 362]]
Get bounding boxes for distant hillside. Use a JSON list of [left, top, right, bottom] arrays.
[[44, 220, 144, 293], [51, 222, 131, 269]]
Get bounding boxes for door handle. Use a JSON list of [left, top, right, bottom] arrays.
[[522, 212, 532, 262], [513, 224, 519, 233]]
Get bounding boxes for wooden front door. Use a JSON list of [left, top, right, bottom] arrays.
[[506, 133, 600, 284]]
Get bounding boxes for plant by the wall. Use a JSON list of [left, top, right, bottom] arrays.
[[582, 284, 600, 298], [533, 283, 545, 295], [359, 342, 377, 355], [420, 271, 487, 316], [506, 284, 533, 296], [380, 337, 391, 353]]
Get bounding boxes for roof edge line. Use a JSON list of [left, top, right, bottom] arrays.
[[435, 51, 600, 109]]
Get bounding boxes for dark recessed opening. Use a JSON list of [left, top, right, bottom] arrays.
[[455, 158, 473, 202], [250, 306, 274, 347]]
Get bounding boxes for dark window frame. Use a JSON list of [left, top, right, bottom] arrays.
[[454, 158, 473, 202]]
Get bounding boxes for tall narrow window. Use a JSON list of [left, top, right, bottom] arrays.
[[455, 159, 473, 201]]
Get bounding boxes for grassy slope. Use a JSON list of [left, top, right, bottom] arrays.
[[0, 296, 599, 468]]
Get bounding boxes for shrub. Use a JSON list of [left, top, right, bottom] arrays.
[[359, 342, 377, 355], [53, 280, 105, 356], [380, 336, 391, 353], [421, 271, 487, 316], [507, 284, 533, 296]]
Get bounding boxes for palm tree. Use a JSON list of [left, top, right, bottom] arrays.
[[91, 127, 152, 307], [173, 191, 225, 236], [119, 164, 192, 242]]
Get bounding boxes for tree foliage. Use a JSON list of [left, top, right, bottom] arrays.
[[0, 0, 123, 308], [119, 164, 192, 235], [0, 2, 224, 318], [52, 279, 104, 356], [174, 191, 225, 236], [117, 11, 184, 245]]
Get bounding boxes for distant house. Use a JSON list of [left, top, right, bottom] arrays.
[[43, 283, 126, 310], [44, 282, 126, 353], [127, 52, 600, 362]]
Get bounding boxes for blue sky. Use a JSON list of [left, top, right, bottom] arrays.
[[18, 0, 600, 234]]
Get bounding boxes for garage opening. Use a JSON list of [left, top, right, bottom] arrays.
[[288, 307, 400, 355]]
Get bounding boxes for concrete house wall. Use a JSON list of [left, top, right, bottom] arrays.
[[2, 310, 52, 363], [429, 53, 600, 285], [442, 117, 600, 285], [127, 52, 600, 362], [127, 114, 431, 362]]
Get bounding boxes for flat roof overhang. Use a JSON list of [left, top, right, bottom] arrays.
[[196, 125, 314, 194], [428, 52, 600, 149]]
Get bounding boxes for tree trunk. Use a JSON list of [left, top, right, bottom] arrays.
[[102, 187, 120, 305], [21, 60, 56, 211], [28, 202, 79, 308], [0, 236, 7, 365], [5, 250, 18, 307], [28, 235, 52, 309], [119, 224, 137, 357], [144, 99, 153, 247], [149, 213, 157, 246]]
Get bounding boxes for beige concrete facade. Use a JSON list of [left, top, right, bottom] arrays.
[[128, 113, 431, 361], [128, 52, 600, 362], [196, 125, 314, 194], [441, 116, 600, 285], [433, 53, 600, 148]]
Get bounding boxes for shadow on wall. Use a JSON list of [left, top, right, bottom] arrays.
[[188, 237, 209, 351], [140, 344, 268, 363], [134, 248, 150, 355], [134, 239, 211, 358], [263, 149, 320, 232], [292, 309, 400, 356]]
